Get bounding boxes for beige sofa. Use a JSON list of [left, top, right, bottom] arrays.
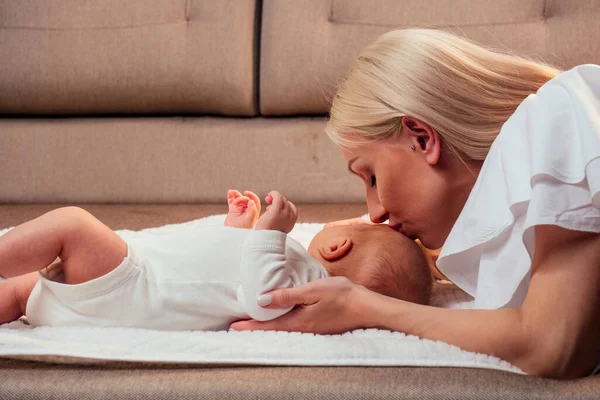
[[1, 1, 600, 398]]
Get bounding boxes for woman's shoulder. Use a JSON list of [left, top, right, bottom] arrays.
[[549, 63, 600, 81], [507, 63, 600, 120], [436, 63, 600, 309], [537, 64, 600, 97], [494, 63, 600, 182], [517, 64, 600, 130]]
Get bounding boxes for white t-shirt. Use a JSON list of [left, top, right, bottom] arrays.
[[437, 64, 600, 310]]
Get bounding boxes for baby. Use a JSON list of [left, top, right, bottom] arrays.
[[0, 190, 432, 331]]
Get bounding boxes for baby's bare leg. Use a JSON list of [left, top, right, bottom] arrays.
[[0, 272, 39, 324], [0, 207, 127, 284], [0, 207, 126, 324]]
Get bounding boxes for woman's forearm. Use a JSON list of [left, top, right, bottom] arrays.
[[355, 286, 532, 372], [358, 227, 600, 379]]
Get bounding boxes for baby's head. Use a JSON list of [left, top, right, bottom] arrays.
[[308, 224, 433, 305]]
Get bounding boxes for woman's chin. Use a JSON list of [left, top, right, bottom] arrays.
[[417, 233, 443, 251]]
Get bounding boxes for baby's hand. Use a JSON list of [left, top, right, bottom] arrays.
[[255, 191, 298, 233]]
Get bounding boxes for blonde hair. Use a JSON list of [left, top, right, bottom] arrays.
[[326, 28, 562, 161]]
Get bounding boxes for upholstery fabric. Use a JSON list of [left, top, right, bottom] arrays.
[[0, 117, 363, 203], [260, 0, 600, 115], [0, 204, 368, 230], [0, 0, 258, 116], [0, 360, 599, 400]]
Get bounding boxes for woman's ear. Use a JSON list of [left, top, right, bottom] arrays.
[[401, 116, 441, 166], [318, 236, 353, 262]]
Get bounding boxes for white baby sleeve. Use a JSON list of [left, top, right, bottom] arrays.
[[237, 230, 297, 321]]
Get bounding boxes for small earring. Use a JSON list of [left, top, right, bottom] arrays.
[[410, 145, 416, 151]]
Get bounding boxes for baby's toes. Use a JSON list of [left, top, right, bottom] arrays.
[[244, 191, 262, 215], [227, 189, 243, 205], [228, 197, 257, 229], [233, 196, 250, 210]]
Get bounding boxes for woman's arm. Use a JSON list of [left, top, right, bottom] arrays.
[[232, 225, 600, 379]]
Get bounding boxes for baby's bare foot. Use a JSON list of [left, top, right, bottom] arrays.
[[224, 190, 260, 229], [227, 189, 243, 207], [242, 191, 261, 217]]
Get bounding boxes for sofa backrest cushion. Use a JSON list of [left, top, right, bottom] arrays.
[[260, 0, 600, 115], [0, 0, 258, 116]]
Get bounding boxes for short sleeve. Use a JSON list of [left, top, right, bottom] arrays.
[[521, 63, 600, 250], [437, 64, 600, 310]]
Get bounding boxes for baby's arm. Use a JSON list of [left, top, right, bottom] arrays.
[[238, 191, 301, 321]]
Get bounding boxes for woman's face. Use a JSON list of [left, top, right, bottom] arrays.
[[340, 129, 468, 250]]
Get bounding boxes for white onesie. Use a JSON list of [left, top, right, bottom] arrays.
[[25, 227, 328, 331]]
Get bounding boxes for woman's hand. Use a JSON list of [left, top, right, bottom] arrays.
[[230, 277, 371, 334]]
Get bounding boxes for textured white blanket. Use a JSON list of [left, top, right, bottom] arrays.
[[0, 214, 522, 373]]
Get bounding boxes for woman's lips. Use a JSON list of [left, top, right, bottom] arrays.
[[389, 224, 416, 240], [388, 224, 406, 235]]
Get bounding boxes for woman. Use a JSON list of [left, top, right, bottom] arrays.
[[230, 29, 600, 379]]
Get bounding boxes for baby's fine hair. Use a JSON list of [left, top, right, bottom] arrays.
[[343, 226, 433, 305]]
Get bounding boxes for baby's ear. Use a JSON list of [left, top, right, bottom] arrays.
[[318, 236, 353, 262]]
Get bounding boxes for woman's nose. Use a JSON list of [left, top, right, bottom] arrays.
[[367, 201, 389, 224]]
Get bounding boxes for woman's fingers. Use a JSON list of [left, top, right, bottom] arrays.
[[230, 309, 303, 332], [230, 285, 312, 332], [230, 277, 362, 335], [257, 285, 314, 310]]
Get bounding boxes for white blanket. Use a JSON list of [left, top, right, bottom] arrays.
[[0, 214, 522, 373]]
